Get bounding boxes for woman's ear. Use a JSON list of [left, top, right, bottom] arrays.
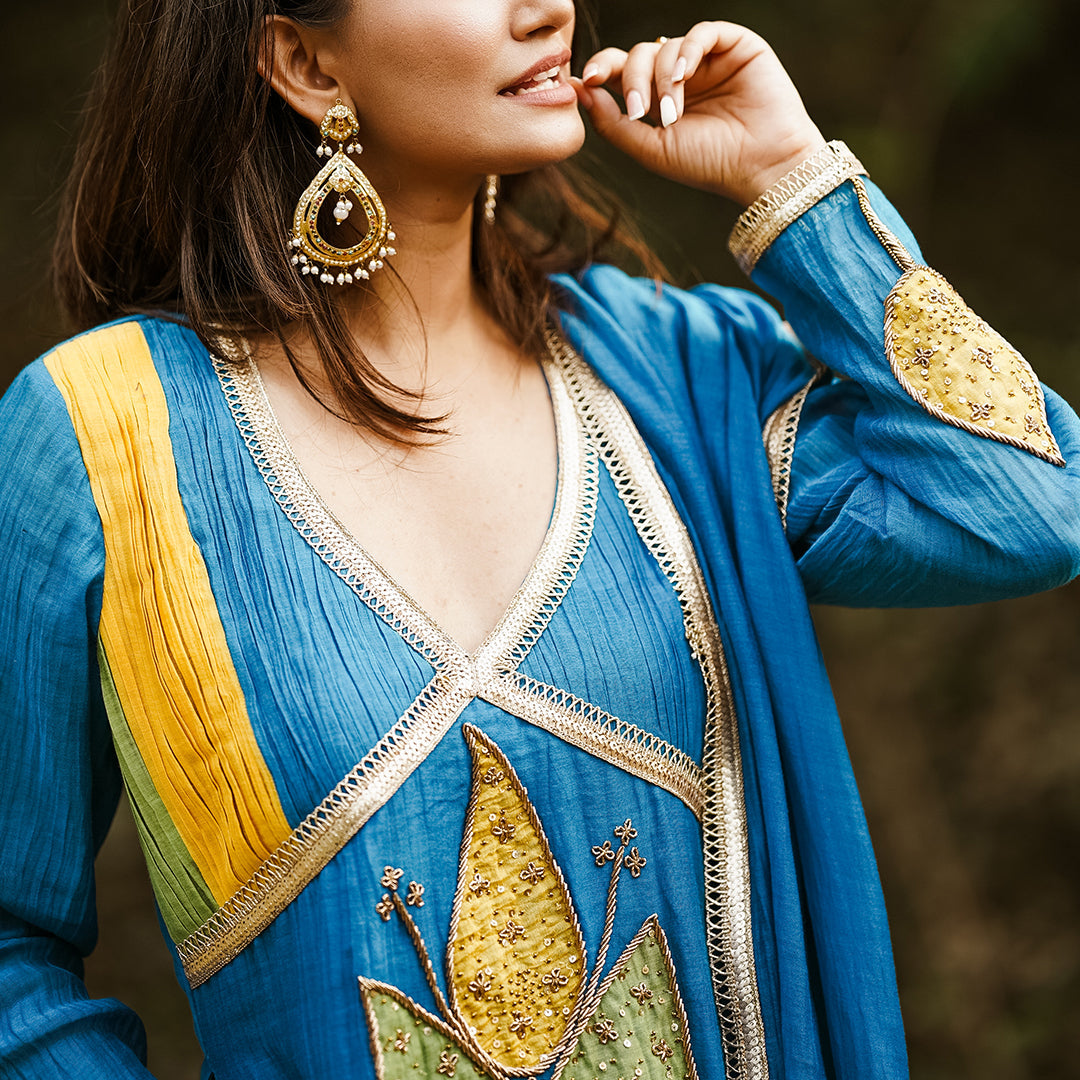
[[258, 15, 348, 127]]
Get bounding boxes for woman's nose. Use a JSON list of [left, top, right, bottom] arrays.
[[510, 0, 575, 41]]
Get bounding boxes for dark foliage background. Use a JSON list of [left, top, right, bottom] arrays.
[[2, 1, 1077, 1076]]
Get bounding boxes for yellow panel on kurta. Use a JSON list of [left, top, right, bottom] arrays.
[[45, 321, 290, 905]]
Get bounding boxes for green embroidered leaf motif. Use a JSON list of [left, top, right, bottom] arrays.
[[555, 917, 699, 1080], [359, 978, 491, 1080]]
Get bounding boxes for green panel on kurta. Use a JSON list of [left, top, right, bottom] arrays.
[[360, 983, 490, 1080], [99, 641, 217, 941], [559, 918, 697, 1080]]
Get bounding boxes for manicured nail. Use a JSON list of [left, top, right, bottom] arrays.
[[672, 56, 687, 82], [660, 94, 677, 127], [626, 89, 645, 121], [582, 62, 600, 83]]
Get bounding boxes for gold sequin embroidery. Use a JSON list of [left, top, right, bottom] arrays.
[[358, 724, 700, 1080], [885, 266, 1063, 465]]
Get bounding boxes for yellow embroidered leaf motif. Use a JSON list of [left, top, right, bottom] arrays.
[[555, 917, 699, 1080], [886, 266, 1064, 465], [359, 979, 488, 1080], [447, 724, 587, 1071]]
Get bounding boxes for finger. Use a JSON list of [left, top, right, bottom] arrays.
[[651, 37, 686, 128], [579, 47, 627, 88], [575, 82, 625, 132], [620, 41, 664, 120], [679, 20, 769, 82], [671, 36, 706, 87], [582, 83, 670, 172]]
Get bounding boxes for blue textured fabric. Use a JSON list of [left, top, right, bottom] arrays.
[[2, 180, 1080, 1080]]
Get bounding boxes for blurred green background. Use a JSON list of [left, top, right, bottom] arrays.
[[2, 1, 1078, 1077]]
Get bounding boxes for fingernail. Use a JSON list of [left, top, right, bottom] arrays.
[[660, 94, 677, 127], [672, 57, 687, 82], [582, 62, 599, 83], [626, 89, 645, 121]]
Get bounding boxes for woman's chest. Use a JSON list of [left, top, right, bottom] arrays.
[[87, 328, 724, 992]]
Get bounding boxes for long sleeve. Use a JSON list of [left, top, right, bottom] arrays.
[[0, 360, 154, 1077], [749, 177, 1080, 605]]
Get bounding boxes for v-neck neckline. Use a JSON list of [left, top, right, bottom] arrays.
[[212, 333, 598, 675]]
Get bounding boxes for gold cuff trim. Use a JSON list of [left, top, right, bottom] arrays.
[[728, 140, 868, 275]]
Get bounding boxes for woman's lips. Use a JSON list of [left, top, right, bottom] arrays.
[[499, 66, 576, 105], [501, 65, 561, 95], [499, 50, 574, 100], [503, 80, 577, 105]]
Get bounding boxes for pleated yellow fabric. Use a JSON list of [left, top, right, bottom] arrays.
[[45, 322, 290, 905]]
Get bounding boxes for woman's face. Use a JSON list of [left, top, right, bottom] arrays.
[[326, 0, 584, 189]]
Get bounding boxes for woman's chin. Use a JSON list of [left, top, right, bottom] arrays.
[[500, 114, 587, 172]]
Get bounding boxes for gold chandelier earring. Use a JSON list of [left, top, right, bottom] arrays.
[[288, 100, 396, 285]]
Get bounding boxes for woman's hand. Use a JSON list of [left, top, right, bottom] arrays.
[[574, 22, 826, 207]]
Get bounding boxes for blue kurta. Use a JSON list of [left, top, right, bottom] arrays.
[[1, 180, 1079, 1080]]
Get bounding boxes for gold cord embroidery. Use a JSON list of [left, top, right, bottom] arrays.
[[359, 725, 700, 1080]]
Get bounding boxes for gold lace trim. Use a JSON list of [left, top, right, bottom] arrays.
[[177, 674, 474, 984], [483, 671, 706, 817], [761, 359, 831, 530], [728, 141, 868, 274], [548, 334, 768, 1080]]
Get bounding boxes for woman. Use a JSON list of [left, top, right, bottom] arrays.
[[1, 1, 1078, 1078]]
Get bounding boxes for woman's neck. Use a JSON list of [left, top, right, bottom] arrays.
[[330, 182, 514, 395]]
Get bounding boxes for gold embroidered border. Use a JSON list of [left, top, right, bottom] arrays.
[[482, 672, 706, 819], [761, 360, 830, 531], [178, 674, 474, 986], [727, 141, 867, 275], [477, 373, 599, 672], [212, 345, 457, 669], [550, 331, 769, 1080]]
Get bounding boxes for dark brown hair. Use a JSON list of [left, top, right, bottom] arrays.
[[53, 0, 661, 442]]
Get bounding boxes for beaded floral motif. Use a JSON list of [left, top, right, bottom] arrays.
[[885, 266, 1063, 465], [357, 725, 699, 1080]]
